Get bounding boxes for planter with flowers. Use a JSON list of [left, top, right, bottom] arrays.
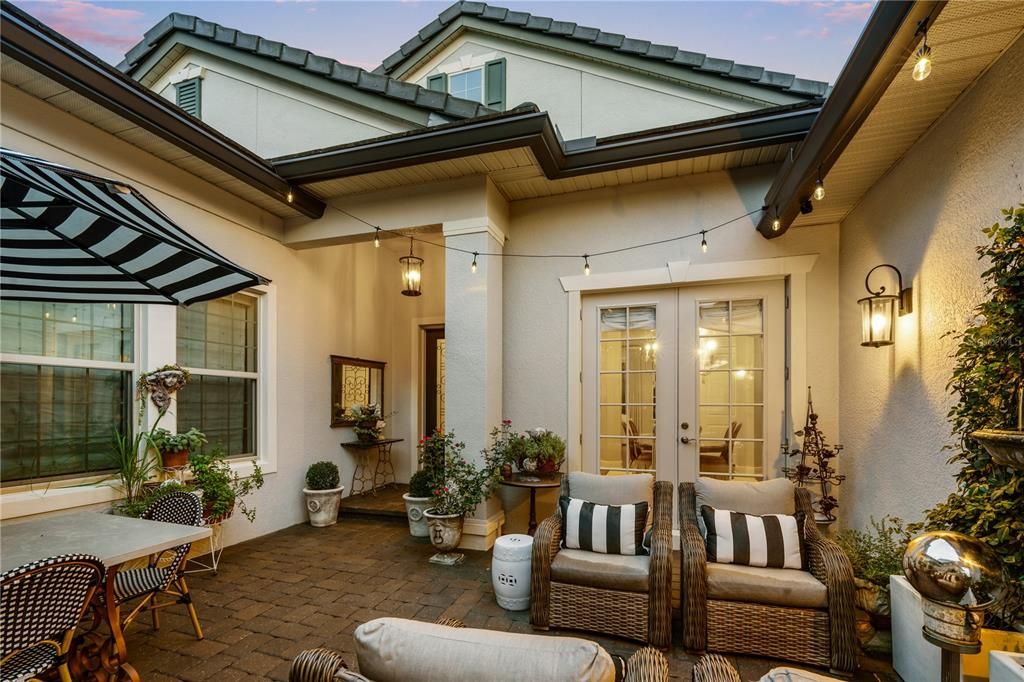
[[348, 403, 387, 443], [422, 431, 500, 565], [486, 421, 567, 479]]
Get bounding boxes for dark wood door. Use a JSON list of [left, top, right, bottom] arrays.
[[424, 327, 445, 436]]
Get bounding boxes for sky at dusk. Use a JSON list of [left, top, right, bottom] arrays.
[[18, 0, 875, 84]]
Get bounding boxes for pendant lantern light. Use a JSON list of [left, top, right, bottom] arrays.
[[400, 237, 423, 297]]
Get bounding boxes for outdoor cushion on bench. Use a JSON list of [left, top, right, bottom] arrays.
[[707, 563, 828, 609], [354, 616, 617, 681], [551, 548, 651, 592]]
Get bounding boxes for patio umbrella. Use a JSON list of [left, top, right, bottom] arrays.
[[0, 148, 269, 305]]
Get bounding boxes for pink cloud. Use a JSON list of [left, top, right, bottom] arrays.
[[28, 0, 144, 51], [815, 1, 874, 23], [798, 26, 832, 40]]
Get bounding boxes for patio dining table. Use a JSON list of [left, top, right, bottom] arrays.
[[2, 511, 210, 681]]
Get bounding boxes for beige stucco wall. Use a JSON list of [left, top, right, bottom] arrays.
[[406, 34, 763, 140], [836, 37, 1024, 532], [499, 165, 841, 533], [152, 51, 415, 159], [0, 82, 443, 546]]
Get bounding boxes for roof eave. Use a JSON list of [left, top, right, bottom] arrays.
[[756, 0, 946, 238]]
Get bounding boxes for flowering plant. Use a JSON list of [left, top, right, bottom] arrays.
[[348, 403, 387, 441], [485, 421, 566, 473], [420, 431, 500, 516]]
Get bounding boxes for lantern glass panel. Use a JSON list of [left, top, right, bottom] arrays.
[[400, 256, 423, 297], [859, 295, 897, 347]]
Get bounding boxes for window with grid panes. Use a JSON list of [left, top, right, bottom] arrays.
[[0, 302, 134, 483], [176, 292, 257, 457]]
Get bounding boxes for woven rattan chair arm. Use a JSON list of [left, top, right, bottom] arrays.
[[534, 514, 562, 562], [678, 482, 699, 527], [289, 647, 348, 682], [433, 617, 465, 627], [795, 487, 821, 542], [647, 526, 674, 649], [530, 514, 562, 629], [692, 654, 741, 682], [806, 534, 858, 673], [651, 480, 672, 531], [624, 646, 670, 682], [679, 482, 709, 652]]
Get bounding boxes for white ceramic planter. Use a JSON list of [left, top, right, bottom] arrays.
[[402, 493, 431, 537], [303, 487, 344, 527]]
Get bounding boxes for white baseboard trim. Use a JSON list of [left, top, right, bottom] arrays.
[[460, 509, 506, 551]]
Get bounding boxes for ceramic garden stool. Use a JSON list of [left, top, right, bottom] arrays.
[[492, 534, 533, 611]]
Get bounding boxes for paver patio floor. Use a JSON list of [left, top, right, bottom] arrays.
[[128, 516, 896, 681]]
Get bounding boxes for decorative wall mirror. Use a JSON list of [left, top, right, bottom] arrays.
[[330, 356, 385, 427]]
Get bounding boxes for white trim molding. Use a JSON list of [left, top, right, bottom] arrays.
[[441, 216, 507, 246]]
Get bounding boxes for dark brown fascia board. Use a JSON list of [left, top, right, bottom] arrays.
[[756, 0, 946, 238], [0, 1, 326, 219], [273, 102, 821, 186]]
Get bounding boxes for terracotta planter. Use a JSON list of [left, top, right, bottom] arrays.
[[500, 464, 513, 480], [536, 459, 560, 478], [402, 493, 431, 537], [160, 449, 189, 468], [303, 486, 344, 527], [424, 509, 465, 565]]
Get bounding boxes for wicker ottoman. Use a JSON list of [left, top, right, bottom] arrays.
[[492, 534, 533, 611]]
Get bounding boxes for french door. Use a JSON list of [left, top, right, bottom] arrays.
[[582, 280, 785, 487]]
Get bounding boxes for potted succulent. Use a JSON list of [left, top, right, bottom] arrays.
[[402, 469, 433, 537], [304, 460, 343, 527], [349, 403, 387, 443], [422, 431, 500, 565], [150, 427, 206, 468]]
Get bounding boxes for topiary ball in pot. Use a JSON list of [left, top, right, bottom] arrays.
[[303, 461, 343, 527], [403, 469, 433, 537]]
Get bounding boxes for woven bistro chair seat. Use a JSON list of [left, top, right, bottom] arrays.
[[1, 642, 62, 682], [530, 472, 673, 649], [678, 479, 857, 675]]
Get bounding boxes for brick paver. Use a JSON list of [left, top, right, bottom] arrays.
[[126, 517, 895, 680]]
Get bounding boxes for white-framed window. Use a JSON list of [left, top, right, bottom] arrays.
[[449, 68, 483, 102], [0, 302, 136, 483]]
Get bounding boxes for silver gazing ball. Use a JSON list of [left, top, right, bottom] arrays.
[[903, 531, 1006, 609]]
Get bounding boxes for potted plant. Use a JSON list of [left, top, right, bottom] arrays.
[[150, 427, 206, 469], [111, 426, 160, 515], [304, 460, 343, 527], [484, 420, 518, 479], [422, 431, 500, 565], [528, 428, 566, 477], [349, 403, 386, 443], [402, 469, 433, 537], [189, 448, 264, 523]]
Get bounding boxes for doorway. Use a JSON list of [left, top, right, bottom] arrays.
[[423, 326, 445, 436]]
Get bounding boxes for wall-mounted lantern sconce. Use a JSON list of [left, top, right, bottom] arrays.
[[859, 264, 913, 347]]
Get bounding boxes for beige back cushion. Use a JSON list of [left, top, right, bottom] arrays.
[[355, 617, 616, 682], [695, 477, 795, 519], [567, 471, 654, 508]]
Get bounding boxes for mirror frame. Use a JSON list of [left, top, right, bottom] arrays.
[[330, 355, 386, 427]]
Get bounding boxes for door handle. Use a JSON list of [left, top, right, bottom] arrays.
[[680, 436, 691, 444]]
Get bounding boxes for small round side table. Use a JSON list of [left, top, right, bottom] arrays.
[[499, 472, 562, 535], [492, 534, 533, 611]]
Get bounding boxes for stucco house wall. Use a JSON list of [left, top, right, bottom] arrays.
[[151, 51, 416, 159], [837, 36, 1024, 531], [404, 34, 765, 140]]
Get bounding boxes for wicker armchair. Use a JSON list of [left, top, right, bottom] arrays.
[[530, 472, 673, 649], [679, 479, 857, 675]]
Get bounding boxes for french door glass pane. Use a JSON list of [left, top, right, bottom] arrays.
[[0, 364, 129, 481], [697, 299, 766, 480], [0, 301, 133, 362]]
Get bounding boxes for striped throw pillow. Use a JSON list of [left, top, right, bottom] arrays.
[[700, 505, 803, 569], [559, 496, 649, 556]]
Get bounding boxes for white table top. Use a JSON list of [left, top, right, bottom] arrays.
[[1, 511, 211, 572]]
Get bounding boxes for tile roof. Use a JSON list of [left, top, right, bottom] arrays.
[[376, 1, 830, 99], [118, 13, 495, 121]]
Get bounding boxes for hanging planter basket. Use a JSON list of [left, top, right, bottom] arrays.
[[136, 364, 192, 419]]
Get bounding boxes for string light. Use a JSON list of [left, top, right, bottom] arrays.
[[583, 255, 591, 276], [700, 231, 708, 253], [471, 252, 478, 273], [812, 167, 825, 202], [373, 227, 381, 248], [286, 189, 294, 204], [771, 206, 782, 232], [912, 22, 933, 81]]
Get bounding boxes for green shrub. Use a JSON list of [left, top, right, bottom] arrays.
[[306, 461, 340, 491], [190, 448, 264, 522], [836, 516, 912, 587], [408, 469, 432, 497]]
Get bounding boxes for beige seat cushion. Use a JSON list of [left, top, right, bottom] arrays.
[[707, 563, 827, 609], [551, 548, 650, 593], [568, 471, 653, 508], [761, 667, 841, 681], [354, 617, 616, 682]]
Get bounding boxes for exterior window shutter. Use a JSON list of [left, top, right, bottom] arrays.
[[426, 73, 448, 93], [484, 58, 506, 110], [175, 77, 202, 118]]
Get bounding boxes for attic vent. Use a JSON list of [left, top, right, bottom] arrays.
[[175, 77, 202, 118]]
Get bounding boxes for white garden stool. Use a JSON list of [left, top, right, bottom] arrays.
[[492, 534, 533, 611]]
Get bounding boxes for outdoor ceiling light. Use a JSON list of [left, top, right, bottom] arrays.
[[400, 237, 423, 297], [913, 21, 933, 81], [813, 168, 826, 201], [859, 264, 913, 347]]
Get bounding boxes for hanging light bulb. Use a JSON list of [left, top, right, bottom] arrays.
[[286, 188, 294, 204], [771, 206, 782, 232], [471, 252, 478, 274], [374, 227, 381, 248], [912, 33, 933, 81], [399, 237, 423, 297], [700, 231, 708, 253], [813, 168, 826, 201], [583, 255, 591, 276]]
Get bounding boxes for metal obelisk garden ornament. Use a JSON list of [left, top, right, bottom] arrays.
[[784, 386, 846, 522]]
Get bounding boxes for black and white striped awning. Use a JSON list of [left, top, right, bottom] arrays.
[[0, 149, 269, 305]]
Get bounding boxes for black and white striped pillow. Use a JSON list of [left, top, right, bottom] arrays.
[[700, 505, 803, 569], [559, 496, 649, 555]]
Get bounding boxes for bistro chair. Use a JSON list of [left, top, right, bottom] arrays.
[[678, 478, 857, 674], [531, 472, 672, 649], [1, 553, 105, 682], [115, 491, 205, 640]]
